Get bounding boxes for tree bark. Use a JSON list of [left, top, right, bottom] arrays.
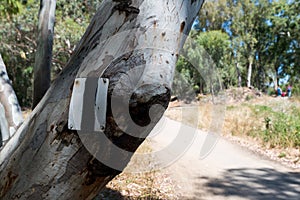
[[0, 54, 24, 148], [247, 55, 253, 88], [0, 0, 204, 199], [32, 0, 56, 109], [236, 62, 242, 87], [257, 65, 265, 91]]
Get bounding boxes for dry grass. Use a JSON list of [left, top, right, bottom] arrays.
[[98, 170, 180, 200], [165, 102, 221, 132], [97, 140, 180, 200], [166, 90, 300, 168]]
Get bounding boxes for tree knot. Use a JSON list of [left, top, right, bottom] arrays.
[[113, 0, 140, 16]]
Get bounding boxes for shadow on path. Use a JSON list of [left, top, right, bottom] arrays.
[[191, 168, 300, 200], [96, 187, 124, 200], [97, 186, 165, 200]]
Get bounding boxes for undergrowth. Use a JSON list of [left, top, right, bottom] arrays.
[[226, 100, 300, 148]]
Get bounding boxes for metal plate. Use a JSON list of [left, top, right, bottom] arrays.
[[68, 78, 109, 132]]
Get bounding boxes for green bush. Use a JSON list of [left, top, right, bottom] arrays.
[[291, 83, 300, 96], [0, 0, 99, 107], [250, 105, 300, 148]]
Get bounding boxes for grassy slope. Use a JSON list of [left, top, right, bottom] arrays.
[[166, 87, 300, 168]]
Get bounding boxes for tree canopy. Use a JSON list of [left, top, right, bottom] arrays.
[[0, 0, 99, 107], [176, 0, 300, 95]]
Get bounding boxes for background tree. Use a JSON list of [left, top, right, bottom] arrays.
[[0, 0, 24, 147], [32, 0, 56, 108], [0, 0, 98, 107], [186, 0, 300, 94], [0, 54, 23, 147], [264, 0, 300, 89], [175, 30, 233, 96]]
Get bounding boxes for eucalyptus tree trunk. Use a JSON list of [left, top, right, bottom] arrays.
[[32, 0, 56, 109], [0, 0, 204, 199], [257, 64, 265, 91], [0, 54, 23, 148], [236, 62, 242, 87], [247, 55, 253, 88]]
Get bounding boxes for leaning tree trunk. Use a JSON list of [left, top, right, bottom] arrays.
[[0, 54, 23, 147], [0, 0, 204, 199], [32, 0, 56, 109]]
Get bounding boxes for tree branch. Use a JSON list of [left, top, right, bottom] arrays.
[[0, 54, 24, 147], [32, 0, 56, 108]]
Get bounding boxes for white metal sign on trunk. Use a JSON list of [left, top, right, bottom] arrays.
[[68, 78, 109, 132]]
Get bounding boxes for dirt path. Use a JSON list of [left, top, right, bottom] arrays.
[[145, 117, 300, 200]]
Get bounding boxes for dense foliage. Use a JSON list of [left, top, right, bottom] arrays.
[[0, 0, 99, 106], [227, 100, 300, 148], [176, 0, 300, 96]]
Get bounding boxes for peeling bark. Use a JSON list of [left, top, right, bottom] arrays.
[[0, 0, 204, 199], [0, 54, 23, 148]]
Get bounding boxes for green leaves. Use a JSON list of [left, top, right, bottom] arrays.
[[174, 30, 233, 96], [0, 0, 22, 16], [0, 0, 100, 107], [191, 0, 300, 92]]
